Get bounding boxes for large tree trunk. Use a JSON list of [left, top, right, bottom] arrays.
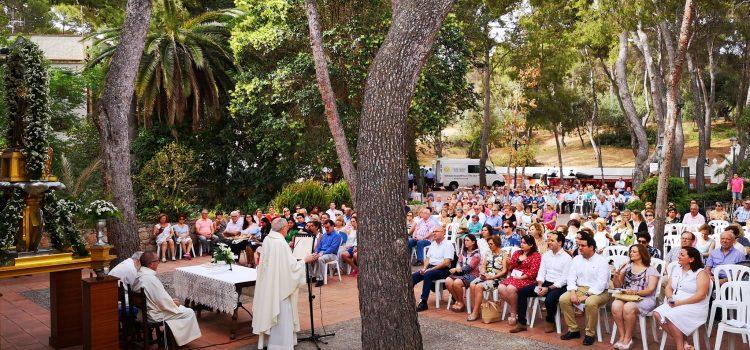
[[673, 115, 684, 176], [304, 0, 358, 206], [636, 25, 667, 136], [478, 49, 491, 188], [654, 0, 694, 254], [705, 36, 716, 148], [587, 61, 605, 182], [688, 53, 706, 192], [553, 126, 563, 178], [356, 1, 454, 348], [614, 31, 650, 187], [96, 0, 152, 265]]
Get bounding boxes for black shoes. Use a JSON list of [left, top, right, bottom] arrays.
[[416, 301, 428, 312], [314, 280, 324, 287], [582, 335, 595, 346], [560, 331, 580, 340], [412, 260, 423, 266]]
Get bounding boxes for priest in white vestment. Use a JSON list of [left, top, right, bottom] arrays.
[[108, 251, 143, 286], [253, 218, 316, 350], [132, 252, 202, 346]]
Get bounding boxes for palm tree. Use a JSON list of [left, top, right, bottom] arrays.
[[87, 0, 240, 131]]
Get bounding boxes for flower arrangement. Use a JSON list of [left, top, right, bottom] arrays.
[[82, 200, 123, 224], [213, 243, 236, 266], [5, 38, 52, 179], [0, 189, 25, 248], [42, 191, 88, 256]]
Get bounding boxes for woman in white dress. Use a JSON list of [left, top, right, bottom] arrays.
[[653, 247, 711, 350], [153, 213, 174, 262]]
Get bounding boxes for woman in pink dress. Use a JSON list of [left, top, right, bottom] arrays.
[[497, 235, 542, 326], [542, 203, 558, 231]]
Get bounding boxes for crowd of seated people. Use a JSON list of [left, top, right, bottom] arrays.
[[407, 183, 750, 348]]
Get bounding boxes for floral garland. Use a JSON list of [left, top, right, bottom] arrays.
[[42, 191, 88, 257], [0, 189, 25, 248], [5, 38, 51, 179]]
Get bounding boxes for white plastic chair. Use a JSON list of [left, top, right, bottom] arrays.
[[529, 295, 562, 333], [156, 243, 175, 261], [710, 221, 730, 236], [663, 236, 681, 255], [610, 258, 665, 350], [176, 243, 197, 259], [323, 259, 342, 284], [665, 223, 685, 236], [713, 281, 750, 350], [574, 195, 585, 214], [501, 246, 520, 257], [707, 264, 750, 336], [603, 246, 629, 258]]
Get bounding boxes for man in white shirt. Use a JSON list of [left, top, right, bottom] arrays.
[[325, 202, 339, 220], [682, 204, 706, 226], [132, 252, 201, 346], [412, 226, 454, 312], [223, 210, 244, 238], [559, 233, 611, 346], [108, 251, 143, 286], [433, 195, 445, 213], [614, 178, 626, 193], [511, 231, 571, 333]]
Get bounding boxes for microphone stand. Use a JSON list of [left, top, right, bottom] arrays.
[[296, 233, 335, 349]]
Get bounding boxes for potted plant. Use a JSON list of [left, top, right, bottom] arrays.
[[82, 200, 123, 246]]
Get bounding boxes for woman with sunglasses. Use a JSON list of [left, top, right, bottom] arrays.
[[498, 235, 541, 328], [445, 235, 482, 312], [708, 202, 728, 221], [612, 216, 634, 246], [468, 235, 507, 321]]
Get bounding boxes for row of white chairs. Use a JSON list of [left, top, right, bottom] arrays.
[[433, 255, 750, 350]]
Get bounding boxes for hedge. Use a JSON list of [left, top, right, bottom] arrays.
[[271, 180, 354, 211], [636, 176, 689, 213]]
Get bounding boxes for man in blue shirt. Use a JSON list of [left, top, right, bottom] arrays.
[[593, 195, 612, 219], [312, 220, 342, 287], [484, 206, 503, 235], [706, 227, 747, 279]]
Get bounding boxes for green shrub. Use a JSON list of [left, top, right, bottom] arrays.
[[595, 128, 657, 148], [636, 176, 689, 213], [626, 199, 645, 212], [272, 180, 330, 211], [135, 142, 199, 220], [688, 181, 750, 204], [328, 180, 352, 207]]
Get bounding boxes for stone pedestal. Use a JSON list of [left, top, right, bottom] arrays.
[[49, 269, 82, 348], [82, 275, 119, 350]]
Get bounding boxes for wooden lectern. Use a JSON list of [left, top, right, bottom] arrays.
[[82, 275, 119, 349]]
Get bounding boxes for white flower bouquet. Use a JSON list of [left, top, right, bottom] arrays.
[[213, 243, 236, 265], [82, 200, 123, 224]]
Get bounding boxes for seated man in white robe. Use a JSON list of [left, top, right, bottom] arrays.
[[132, 252, 201, 347], [108, 251, 143, 287], [253, 218, 316, 350]]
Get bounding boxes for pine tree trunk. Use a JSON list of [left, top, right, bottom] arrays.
[[356, 1, 454, 348], [688, 54, 706, 192], [587, 61, 605, 182], [614, 31, 650, 188], [304, 0, 358, 206], [654, 0, 694, 254], [96, 0, 152, 265], [479, 50, 491, 188], [706, 36, 716, 148], [553, 127, 563, 178]]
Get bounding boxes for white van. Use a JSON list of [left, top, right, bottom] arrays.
[[433, 158, 506, 190]]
